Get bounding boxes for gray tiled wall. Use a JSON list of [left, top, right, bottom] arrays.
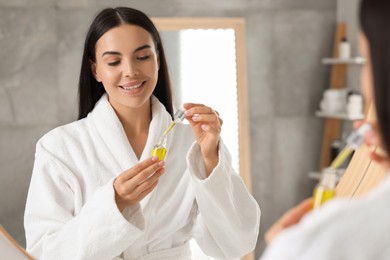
[[0, 0, 339, 258]]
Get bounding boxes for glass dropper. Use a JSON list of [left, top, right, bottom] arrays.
[[151, 109, 186, 160], [162, 109, 186, 137], [329, 123, 371, 169]]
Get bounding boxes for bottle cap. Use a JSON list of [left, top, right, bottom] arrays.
[[321, 167, 337, 189], [174, 109, 185, 121]]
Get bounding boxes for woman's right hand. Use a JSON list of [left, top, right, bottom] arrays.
[[113, 156, 165, 212], [362, 122, 390, 169]]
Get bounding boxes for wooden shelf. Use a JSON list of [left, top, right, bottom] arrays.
[[315, 111, 364, 120], [322, 57, 365, 65]]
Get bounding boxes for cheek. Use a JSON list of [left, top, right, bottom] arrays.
[[98, 66, 121, 83], [146, 60, 159, 74], [361, 64, 374, 104], [142, 60, 159, 82]]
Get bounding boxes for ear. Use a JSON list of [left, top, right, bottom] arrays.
[[90, 61, 102, 82]]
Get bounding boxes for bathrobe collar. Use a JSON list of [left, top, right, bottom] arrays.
[[89, 93, 172, 175]]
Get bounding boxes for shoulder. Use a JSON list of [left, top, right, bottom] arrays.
[[263, 191, 390, 259], [36, 118, 90, 154]]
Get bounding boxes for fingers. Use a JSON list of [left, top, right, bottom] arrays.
[[280, 198, 313, 226], [353, 120, 364, 129], [369, 146, 390, 169], [191, 113, 222, 133], [265, 198, 312, 244], [363, 123, 389, 166], [121, 160, 165, 191], [184, 103, 219, 118], [183, 103, 223, 130], [114, 157, 165, 209], [120, 156, 159, 180], [136, 180, 160, 201]]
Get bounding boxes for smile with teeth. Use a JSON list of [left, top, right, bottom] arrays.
[[121, 82, 144, 90]]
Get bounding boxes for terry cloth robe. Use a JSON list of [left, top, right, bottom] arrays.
[[261, 173, 390, 260], [24, 94, 260, 260]]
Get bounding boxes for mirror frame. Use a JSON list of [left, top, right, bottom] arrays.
[[152, 17, 252, 191]]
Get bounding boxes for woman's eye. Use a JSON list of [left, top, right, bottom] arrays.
[[137, 55, 150, 61], [108, 61, 120, 66]]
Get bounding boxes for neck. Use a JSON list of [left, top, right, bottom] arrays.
[[111, 98, 152, 160], [107, 95, 152, 136], [116, 104, 152, 137]]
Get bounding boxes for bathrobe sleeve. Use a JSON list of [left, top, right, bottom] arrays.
[[186, 139, 261, 259], [260, 178, 390, 260], [24, 142, 143, 260]]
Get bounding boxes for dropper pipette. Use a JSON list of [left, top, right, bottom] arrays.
[[312, 123, 371, 209], [329, 123, 371, 169], [162, 109, 186, 136]]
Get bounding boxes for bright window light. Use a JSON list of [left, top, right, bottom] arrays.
[[178, 29, 239, 173]]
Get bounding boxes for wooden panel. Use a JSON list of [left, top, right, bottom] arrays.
[[336, 104, 388, 197], [336, 144, 387, 198], [353, 157, 387, 196], [335, 144, 373, 197]]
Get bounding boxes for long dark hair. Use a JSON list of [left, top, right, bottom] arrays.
[[78, 7, 173, 120], [360, 0, 390, 155]]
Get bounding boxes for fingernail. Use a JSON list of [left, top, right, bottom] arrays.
[[185, 110, 191, 116], [201, 124, 209, 130], [152, 156, 158, 161], [192, 114, 199, 121], [158, 161, 165, 166]]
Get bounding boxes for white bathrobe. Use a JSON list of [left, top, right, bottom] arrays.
[[24, 94, 260, 260], [261, 173, 390, 260]]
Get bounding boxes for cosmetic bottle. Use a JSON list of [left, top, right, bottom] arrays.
[[151, 135, 167, 161], [312, 167, 337, 210], [151, 109, 185, 161], [339, 37, 351, 59]]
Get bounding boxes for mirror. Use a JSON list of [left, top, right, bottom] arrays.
[[153, 18, 253, 260]]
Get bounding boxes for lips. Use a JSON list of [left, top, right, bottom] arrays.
[[120, 81, 145, 90]]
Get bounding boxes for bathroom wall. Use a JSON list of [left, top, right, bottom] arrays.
[[0, 0, 339, 257]]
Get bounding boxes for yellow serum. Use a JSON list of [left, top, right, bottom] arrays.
[[312, 187, 335, 209], [330, 147, 353, 169], [151, 146, 167, 161]]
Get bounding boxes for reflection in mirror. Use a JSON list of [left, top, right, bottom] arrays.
[[160, 28, 238, 172], [154, 18, 253, 260]]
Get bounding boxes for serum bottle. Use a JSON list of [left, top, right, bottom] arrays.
[[151, 109, 185, 161], [312, 168, 337, 210], [151, 135, 167, 161], [312, 123, 372, 209]]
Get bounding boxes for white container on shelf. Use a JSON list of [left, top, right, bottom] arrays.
[[339, 37, 351, 59], [347, 94, 364, 118], [319, 89, 346, 114]]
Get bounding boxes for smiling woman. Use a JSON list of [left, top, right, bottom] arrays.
[[24, 7, 260, 260], [91, 24, 160, 159]]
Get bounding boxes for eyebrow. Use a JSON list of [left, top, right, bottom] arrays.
[[101, 44, 152, 57]]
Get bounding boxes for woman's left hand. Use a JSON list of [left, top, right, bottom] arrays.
[[183, 103, 223, 176], [265, 198, 313, 244]]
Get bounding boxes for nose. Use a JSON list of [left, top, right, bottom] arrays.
[[123, 59, 139, 78]]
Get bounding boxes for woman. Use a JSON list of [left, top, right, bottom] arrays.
[[24, 7, 260, 260], [261, 0, 390, 259]]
